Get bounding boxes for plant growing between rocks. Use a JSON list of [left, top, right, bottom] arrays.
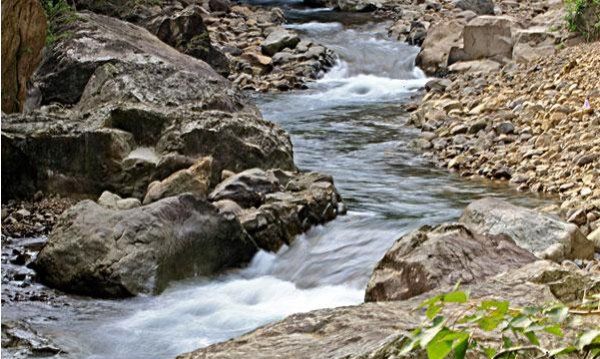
[[40, 0, 77, 44], [400, 286, 600, 358], [565, 0, 600, 41]]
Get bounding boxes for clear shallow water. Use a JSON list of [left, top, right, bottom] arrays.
[[24, 11, 551, 359]]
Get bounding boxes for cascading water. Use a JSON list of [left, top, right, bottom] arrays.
[[33, 8, 551, 359]]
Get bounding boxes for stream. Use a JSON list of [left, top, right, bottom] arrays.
[[3, 5, 552, 359]]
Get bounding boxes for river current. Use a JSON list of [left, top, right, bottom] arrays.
[[15, 6, 551, 359]]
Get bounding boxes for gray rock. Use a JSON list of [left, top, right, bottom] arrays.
[[208, 168, 281, 208], [33, 194, 257, 298], [3, 12, 294, 199], [460, 198, 595, 261], [453, 0, 495, 15], [463, 15, 516, 61], [365, 223, 535, 302], [261, 29, 300, 56]]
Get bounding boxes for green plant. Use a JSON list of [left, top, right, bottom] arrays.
[[564, 0, 600, 41], [400, 286, 600, 359], [41, 0, 78, 45]]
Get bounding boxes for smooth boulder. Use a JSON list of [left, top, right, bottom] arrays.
[[34, 194, 257, 298], [365, 223, 535, 302], [460, 198, 595, 261]]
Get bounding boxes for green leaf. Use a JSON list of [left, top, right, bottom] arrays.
[[420, 318, 446, 347], [543, 324, 564, 337], [482, 347, 497, 358], [524, 331, 540, 346], [502, 336, 513, 349], [426, 338, 453, 359], [443, 291, 469, 303], [510, 315, 532, 329], [545, 305, 569, 323], [480, 300, 510, 315], [420, 295, 444, 309], [478, 316, 503, 331], [576, 330, 600, 351], [548, 346, 577, 356], [426, 304, 442, 320]]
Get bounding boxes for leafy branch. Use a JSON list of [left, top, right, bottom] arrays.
[[400, 286, 600, 359]]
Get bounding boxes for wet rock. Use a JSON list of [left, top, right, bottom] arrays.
[[33, 194, 257, 298], [1, 0, 46, 113], [209, 0, 231, 13], [261, 29, 301, 56], [460, 198, 595, 261], [1, 321, 64, 358], [365, 223, 535, 302]]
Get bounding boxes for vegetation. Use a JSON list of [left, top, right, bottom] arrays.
[[565, 0, 600, 41], [400, 286, 600, 359], [41, 0, 78, 45]]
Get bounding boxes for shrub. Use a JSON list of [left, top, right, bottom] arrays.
[[565, 0, 600, 41], [400, 286, 600, 358], [40, 0, 77, 45]]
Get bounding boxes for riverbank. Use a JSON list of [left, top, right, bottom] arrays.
[[409, 42, 600, 240]]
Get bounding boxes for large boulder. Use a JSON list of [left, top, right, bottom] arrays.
[[463, 15, 515, 61], [453, 0, 495, 15], [211, 169, 344, 252], [512, 28, 557, 63], [460, 198, 595, 261], [1, 0, 47, 113], [33, 194, 257, 298], [178, 260, 600, 359], [1, 12, 294, 199], [365, 223, 535, 302], [73, 1, 230, 75], [415, 20, 464, 75]]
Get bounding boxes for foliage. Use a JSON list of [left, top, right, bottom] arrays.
[[564, 0, 600, 41], [41, 0, 78, 45], [400, 285, 600, 359]]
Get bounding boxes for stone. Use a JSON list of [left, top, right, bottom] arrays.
[[463, 16, 515, 61], [587, 227, 600, 252], [335, 0, 384, 11], [33, 194, 257, 298], [365, 223, 535, 302], [1, 0, 47, 113], [74, 2, 229, 76], [496, 121, 515, 134], [453, 0, 495, 15], [209, 0, 231, 13], [208, 168, 281, 208], [261, 29, 300, 56], [416, 21, 464, 75], [3, 12, 294, 199], [143, 157, 213, 205], [460, 198, 595, 261], [448, 59, 501, 74], [512, 28, 557, 63], [147, 5, 230, 76]]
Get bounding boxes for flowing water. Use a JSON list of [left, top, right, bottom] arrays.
[[9, 7, 552, 359]]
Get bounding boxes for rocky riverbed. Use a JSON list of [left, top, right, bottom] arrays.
[[2, 0, 600, 358]]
